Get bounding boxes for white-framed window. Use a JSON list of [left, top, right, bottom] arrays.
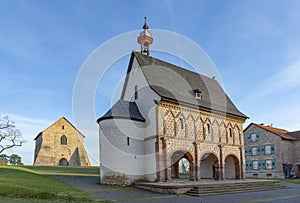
[[252, 160, 259, 170], [266, 160, 272, 169], [265, 145, 271, 155], [251, 133, 257, 142], [252, 147, 258, 156]]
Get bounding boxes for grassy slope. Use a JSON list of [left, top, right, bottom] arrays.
[[0, 165, 99, 203], [23, 165, 100, 176]]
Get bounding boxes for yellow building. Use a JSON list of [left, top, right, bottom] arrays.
[[33, 117, 90, 166]]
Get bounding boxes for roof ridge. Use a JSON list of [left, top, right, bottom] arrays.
[[133, 51, 214, 81]]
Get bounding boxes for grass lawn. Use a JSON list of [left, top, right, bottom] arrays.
[[0, 165, 99, 203], [249, 177, 300, 184], [23, 165, 100, 176]]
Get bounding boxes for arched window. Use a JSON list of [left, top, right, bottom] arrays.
[[229, 128, 233, 137], [179, 118, 184, 129], [207, 123, 211, 134], [134, 85, 138, 100], [61, 135, 67, 145]]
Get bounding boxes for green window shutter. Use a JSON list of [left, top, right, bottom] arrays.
[[256, 133, 260, 141], [257, 146, 261, 155], [246, 160, 248, 170], [261, 146, 265, 154], [249, 148, 252, 156], [249, 161, 252, 169], [271, 144, 275, 154], [258, 160, 261, 169], [245, 148, 248, 156], [247, 134, 251, 142], [262, 160, 266, 169], [272, 159, 276, 169]]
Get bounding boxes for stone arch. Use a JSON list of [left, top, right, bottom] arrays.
[[59, 158, 69, 166], [200, 152, 219, 179], [224, 154, 240, 179], [170, 150, 194, 180]]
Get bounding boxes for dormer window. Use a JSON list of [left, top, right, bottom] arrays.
[[193, 89, 202, 99]]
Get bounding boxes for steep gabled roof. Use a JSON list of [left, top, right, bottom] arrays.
[[244, 123, 294, 140], [121, 51, 247, 119], [34, 117, 85, 140], [97, 100, 145, 123]]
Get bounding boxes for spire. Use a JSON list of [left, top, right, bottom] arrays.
[[137, 17, 153, 56], [143, 17, 149, 30]]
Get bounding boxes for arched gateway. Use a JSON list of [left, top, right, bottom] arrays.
[[170, 150, 194, 180], [225, 155, 240, 179], [200, 153, 219, 180]]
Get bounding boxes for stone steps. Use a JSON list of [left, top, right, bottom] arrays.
[[185, 181, 289, 197]]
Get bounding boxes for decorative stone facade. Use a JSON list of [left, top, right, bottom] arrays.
[[155, 100, 246, 182], [244, 123, 300, 178], [97, 50, 247, 185], [33, 117, 90, 166]]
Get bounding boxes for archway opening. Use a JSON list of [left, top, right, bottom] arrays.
[[59, 158, 69, 166], [224, 155, 240, 179], [170, 150, 194, 180], [200, 153, 219, 180]]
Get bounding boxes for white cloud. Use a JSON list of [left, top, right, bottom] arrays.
[[244, 60, 300, 102]]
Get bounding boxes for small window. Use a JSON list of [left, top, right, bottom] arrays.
[[207, 124, 211, 134], [62, 126, 64, 130], [134, 85, 138, 100], [251, 133, 257, 142], [265, 145, 271, 155], [193, 89, 202, 99], [266, 173, 272, 177], [127, 137, 130, 146], [229, 128, 233, 137], [266, 160, 272, 170], [253, 173, 258, 177], [252, 147, 258, 156], [252, 160, 258, 170], [61, 135, 67, 145], [179, 118, 184, 129]]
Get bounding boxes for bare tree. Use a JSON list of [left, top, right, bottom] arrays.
[[0, 115, 26, 154]]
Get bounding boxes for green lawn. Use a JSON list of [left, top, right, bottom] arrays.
[[0, 165, 99, 203], [249, 177, 300, 184], [23, 165, 100, 176]]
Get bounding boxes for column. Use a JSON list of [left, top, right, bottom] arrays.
[[218, 144, 224, 181], [193, 141, 199, 181]]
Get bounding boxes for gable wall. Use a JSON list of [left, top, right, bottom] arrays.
[[33, 118, 90, 166]]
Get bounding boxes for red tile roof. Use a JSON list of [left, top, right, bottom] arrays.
[[248, 123, 300, 141]]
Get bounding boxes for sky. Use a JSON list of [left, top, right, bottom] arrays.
[[1, 0, 300, 165]]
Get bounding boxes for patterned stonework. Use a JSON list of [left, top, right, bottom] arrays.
[[156, 100, 246, 181]]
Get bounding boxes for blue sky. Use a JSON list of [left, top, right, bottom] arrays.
[[1, 0, 300, 165]]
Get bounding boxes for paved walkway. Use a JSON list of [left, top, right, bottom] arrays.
[[55, 176, 300, 203]]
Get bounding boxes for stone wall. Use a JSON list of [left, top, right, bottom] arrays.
[[33, 117, 90, 166], [244, 124, 285, 178]]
